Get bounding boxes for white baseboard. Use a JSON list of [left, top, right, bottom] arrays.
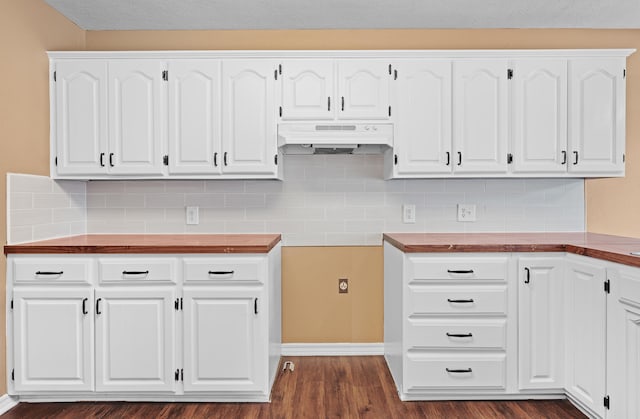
[[281, 343, 384, 356], [0, 394, 19, 415]]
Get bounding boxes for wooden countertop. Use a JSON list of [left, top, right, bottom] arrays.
[[383, 232, 640, 268], [3, 234, 282, 254]]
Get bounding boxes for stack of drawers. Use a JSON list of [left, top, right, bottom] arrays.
[[404, 255, 509, 392]]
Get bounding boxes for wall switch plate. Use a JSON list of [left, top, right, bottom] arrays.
[[457, 204, 476, 222], [186, 206, 199, 225], [402, 204, 416, 224], [338, 278, 349, 294]]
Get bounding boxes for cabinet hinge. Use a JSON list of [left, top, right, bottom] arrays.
[[279, 106, 282, 117], [394, 69, 398, 80], [604, 279, 611, 294], [388, 106, 392, 117], [279, 64, 282, 75], [274, 68, 278, 80], [174, 369, 180, 381], [604, 395, 610, 409], [180, 298, 183, 310], [163, 155, 169, 166], [274, 154, 278, 165], [162, 70, 168, 81], [507, 153, 513, 164], [53, 71, 57, 82], [394, 154, 398, 165], [507, 69, 514, 80], [174, 298, 179, 311], [388, 64, 392, 75], [11, 369, 14, 381]]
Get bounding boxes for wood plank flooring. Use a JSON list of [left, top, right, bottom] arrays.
[[2, 356, 586, 418]]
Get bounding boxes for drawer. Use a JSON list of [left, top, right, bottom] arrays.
[[183, 256, 267, 283], [406, 319, 506, 349], [405, 353, 506, 390], [98, 258, 177, 283], [408, 256, 508, 281], [12, 257, 92, 284], [408, 285, 507, 315]]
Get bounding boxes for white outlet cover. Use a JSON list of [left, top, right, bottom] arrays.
[[402, 204, 416, 224], [186, 206, 199, 225], [457, 204, 476, 222]]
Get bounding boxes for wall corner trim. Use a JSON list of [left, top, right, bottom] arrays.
[[0, 394, 19, 415], [281, 343, 384, 356]]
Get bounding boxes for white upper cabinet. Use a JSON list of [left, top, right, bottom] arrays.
[[108, 60, 165, 176], [453, 60, 509, 174], [281, 60, 334, 120], [569, 58, 626, 174], [167, 60, 222, 174], [54, 60, 108, 176], [222, 60, 278, 175], [338, 60, 391, 120], [393, 60, 452, 175], [512, 60, 568, 174]]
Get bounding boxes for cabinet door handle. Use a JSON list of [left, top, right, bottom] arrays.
[[35, 270, 64, 276], [446, 368, 473, 374], [254, 298, 258, 315], [223, 152, 228, 166], [208, 270, 234, 276], [96, 298, 102, 315], [524, 267, 530, 284], [109, 153, 114, 167], [446, 151, 450, 166], [122, 270, 149, 276], [573, 151, 579, 165], [82, 298, 88, 315], [213, 152, 218, 167], [328, 96, 331, 111], [100, 153, 105, 167], [446, 332, 473, 338], [447, 269, 474, 274], [561, 150, 567, 165], [457, 152, 462, 166], [447, 298, 474, 304], [341, 96, 345, 111]]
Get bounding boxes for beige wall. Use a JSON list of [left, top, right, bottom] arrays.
[[0, 0, 85, 394]]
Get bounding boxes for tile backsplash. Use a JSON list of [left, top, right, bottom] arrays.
[[7, 173, 86, 244], [83, 155, 585, 246]]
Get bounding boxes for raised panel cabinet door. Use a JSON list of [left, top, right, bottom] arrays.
[[108, 60, 165, 175], [337, 60, 391, 120], [13, 288, 93, 392], [168, 60, 222, 174], [394, 60, 452, 175], [565, 259, 606, 418], [517, 257, 564, 390], [54, 60, 108, 176], [222, 60, 278, 175], [453, 60, 509, 174], [569, 58, 626, 174], [281, 60, 334, 120], [95, 288, 175, 392], [183, 288, 266, 393], [607, 268, 640, 419], [512, 60, 568, 174]]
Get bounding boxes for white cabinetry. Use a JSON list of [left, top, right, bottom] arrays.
[[517, 256, 564, 390], [280, 60, 334, 120]]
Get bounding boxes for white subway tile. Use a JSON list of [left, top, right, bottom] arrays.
[[224, 221, 266, 233], [9, 174, 53, 193], [445, 179, 486, 193], [283, 233, 326, 246], [53, 180, 86, 194], [185, 222, 225, 233], [9, 227, 33, 244], [165, 180, 205, 193], [9, 193, 33, 210], [88, 220, 145, 234], [385, 193, 426, 206], [87, 181, 126, 193], [365, 233, 384, 246], [106, 194, 145, 208], [10, 209, 53, 227], [326, 207, 367, 220], [145, 222, 186, 234], [87, 194, 106, 208], [125, 208, 166, 222], [306, 166, 344, 180], [425, 193, 465, 206], [87, 208, 126, 222], [69, 221, 87, 235], [185, 193, 225, 208], [164, 208, 186, 223], [345, 192, 385, 207], [205, 180, 245, 193], [325, 233, 367, 246], [305, 219, 345, 234], [245, 180, 285, 193], [266, 220, 306, 234], [485, 179, 525, 193], [200, 208, 246, 222], [225, 193, 265, 208], [53, 207, 85, 223], [283, 180, 325, 193], [365, 179, 405, 193], [145, 193, 185, 208], [33, 194, 70, 209], [325, 180, 366, 193], [33, 223, 70, 241], [265, 193, 305, 209], [305, 193, 345, 209], [261, 207, 324, 220], [125, 181, 166, 193], [345, 219, 385, 233], [405, 179, 444, 193]]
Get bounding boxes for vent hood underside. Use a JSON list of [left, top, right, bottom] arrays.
[[278, 123, 393, 155]]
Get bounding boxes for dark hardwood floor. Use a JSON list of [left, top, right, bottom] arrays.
[[2, 356, 586, 418]]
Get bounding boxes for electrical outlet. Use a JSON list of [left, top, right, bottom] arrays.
[[338, 278, 349, 294], [186, 206, 199, 225], [402, 204, 416, 224], [457, 204, 476, 222]]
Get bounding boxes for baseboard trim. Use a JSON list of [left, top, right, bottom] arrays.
[[281, 343, 384, 356], [0, 394, 19, 414]]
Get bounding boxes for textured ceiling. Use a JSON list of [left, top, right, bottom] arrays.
[[44, 0, 640, 30]]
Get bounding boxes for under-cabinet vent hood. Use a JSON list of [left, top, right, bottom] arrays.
[[278, 123, 393, 155]]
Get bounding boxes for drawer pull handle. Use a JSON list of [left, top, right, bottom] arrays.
[[208, 270, 235, 276], [122, 270, 149, 275], [35, 271, 63, 276], [82, 298, 88, 315], [447, 269, 474, 274], [447, 298, 474, 304], [524, 267, 530, 284], [96, 298, 102, 315], [446, 333, 473, 338], [446, 368, 473, 374]]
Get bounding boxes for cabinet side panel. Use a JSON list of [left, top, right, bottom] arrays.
[[384, 242, 404, 394]]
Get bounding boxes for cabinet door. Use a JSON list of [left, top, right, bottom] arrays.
[[569, 58, 626, 174], [517, 257, 564, 390], [607, 268, 640, 419], [108, 60, 165, 175], [13, 288, 93, 392], [512, 60, 568, 174], [565, 259, 606, 418], [338, 60, 390, 120], [168, 60, 222, 174], [222, 60, 278, 175], [54, 60, 108, 176], [453, 60, 509, 174], [281, 60, 334, 120], [183, 288, 266, 393], [394, 60, 452, 175], [95, 288, 175, 392]]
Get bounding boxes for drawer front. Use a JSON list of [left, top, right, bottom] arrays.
[[13, 257, 92, 284], [405, 354, 506, 390], [408, 256, 508, 281], [98, 258, 177, 283], [406, 319, 506, 349], [183, 256, 267, 283], [408, 286, 507, 315]]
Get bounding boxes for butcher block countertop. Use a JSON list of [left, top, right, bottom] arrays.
[[3, 234, 282, 254], [383, 232, 640, 268]]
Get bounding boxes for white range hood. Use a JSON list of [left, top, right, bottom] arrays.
[[277, 123, 393, 154]]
